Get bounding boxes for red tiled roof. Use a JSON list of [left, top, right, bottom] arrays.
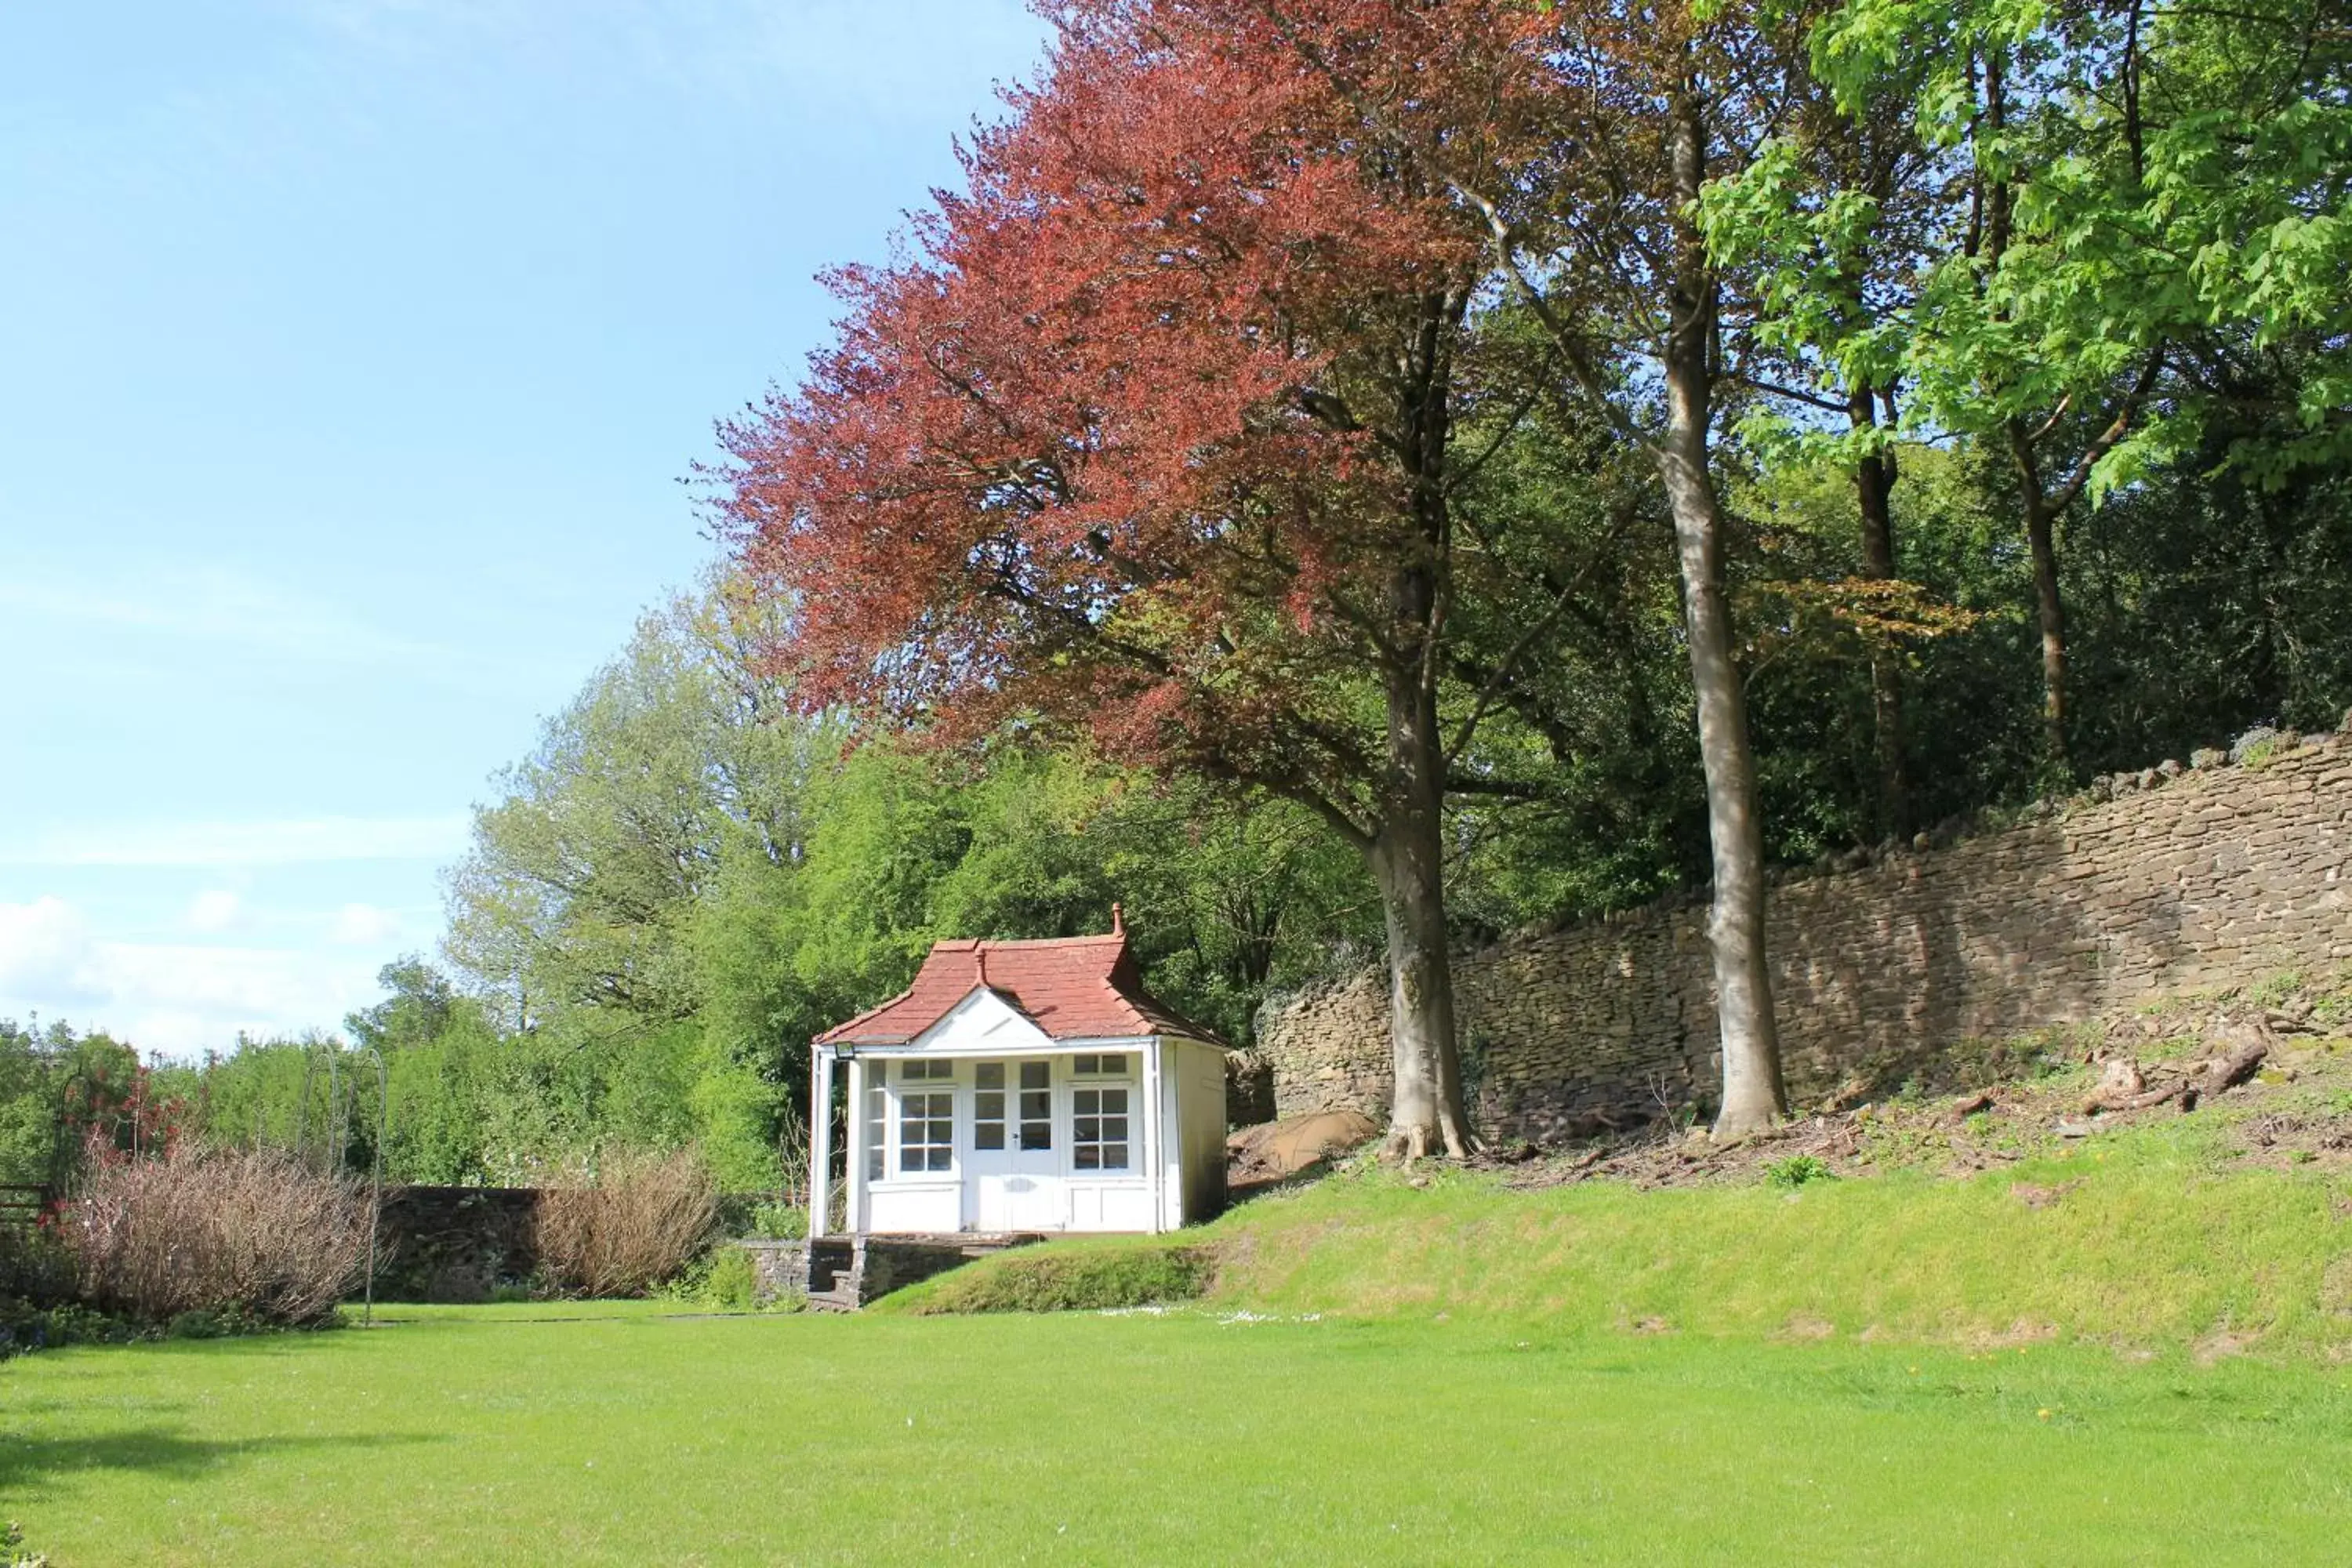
[[816, 924, 1218, 1047]]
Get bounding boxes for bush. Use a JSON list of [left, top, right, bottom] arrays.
[[60, 1146, 370, 1327], [746, 1200, 807, 1240], [534, 1147, 718, 1298], [0, 1221, 74, 1308], [0, 1297, 140, 1362], [695, 1245, 758, 1310], [658, 1243, 800, 1312], [1764, 1155, 1836, 1191], [900, 1243, 1217, 1315]]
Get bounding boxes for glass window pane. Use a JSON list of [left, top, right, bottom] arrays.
[[976, 1062, 1004, 1090], [898, 1148, 924, 1172], [1102, 1089, 1127, 1114], [927, 1119, 952, 1145], [1073, 1054, 1097, 1075], [1020, 1091, 1051, 1120], [1075, 1117, 1099, 1142], [976, 1091, 1004, 1121], [927, 1148, 952, 1172], [1075, 1146, 1099, 1171], [1101, 1142, 1128, 1170], [975, 1123, 1004, 1151], [1020, 1062, 1051, 1090], [1073, 1089, 1096, 1115], [1019, 1123, 1051, 1151], [1098, 1054, 1127, 1076]]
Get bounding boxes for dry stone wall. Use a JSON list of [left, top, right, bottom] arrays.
[[1259, 729, 2352, 1140]]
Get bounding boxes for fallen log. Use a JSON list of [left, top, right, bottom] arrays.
[[2204, 1039, 2270, 1096]]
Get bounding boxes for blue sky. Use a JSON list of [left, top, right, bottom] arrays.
[[0, 0, 1051, 1054]]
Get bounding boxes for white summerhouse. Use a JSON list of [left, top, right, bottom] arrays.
[[805, 913, 1230, 1238]]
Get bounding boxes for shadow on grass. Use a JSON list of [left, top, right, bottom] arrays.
[[0, 1426, 434, 1494]]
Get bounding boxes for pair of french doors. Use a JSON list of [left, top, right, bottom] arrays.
[[968, 1059, 1058, 1231]]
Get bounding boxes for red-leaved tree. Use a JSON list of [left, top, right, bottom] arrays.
[[712, 2, 1624, 1157]]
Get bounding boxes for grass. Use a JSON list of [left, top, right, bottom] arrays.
[[5, 1302, 2352, 1565], [902, 1117, 2352, 1357], [10, 1003, 2352, 1564]]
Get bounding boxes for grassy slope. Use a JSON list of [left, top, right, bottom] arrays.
[[897, 1119, 2352, 1357], [5, 1304, 2351, 1565]]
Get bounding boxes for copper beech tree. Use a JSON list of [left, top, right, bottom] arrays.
[[710, 5, 1632, 1157]]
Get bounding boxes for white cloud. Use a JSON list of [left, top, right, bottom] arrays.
[[328, 902, 401, 946], [0, 813, 471, 869], [0, 565, 448, 669], [186, 889, 244, 933], [0, 897, 99, 1002], [0, 895, 387, 1054]]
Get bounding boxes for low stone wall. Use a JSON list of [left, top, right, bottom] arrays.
[[737, 1239, 809, 1303], [1259, 730, 2352, 1140]]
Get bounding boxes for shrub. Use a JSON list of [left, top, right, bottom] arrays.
[[0, 1221, 74, 1308], [901, 1243, 1217, 1315], [534, 1147, 718, 1298], [1764, 1155, 1836, 1191], [746, 1200, 807, 1240], [658, 1243, 798, 1312], [696, 1245, 757, 1310], [60, 1146, 369, 1326], [0, 1298, 139, 1362]]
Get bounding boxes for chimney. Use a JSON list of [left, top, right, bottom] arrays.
[[1111, 902, 1124, 938]]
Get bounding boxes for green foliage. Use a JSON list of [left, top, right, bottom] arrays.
[[1763, 1154, 1838, 1190], [397, 579, 1387, 1185], [744, 1200, 805, 1241], [0, 1297, 142, 1362], [660, 1245, 760, 1312]]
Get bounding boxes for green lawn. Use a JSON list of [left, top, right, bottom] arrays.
[[5, 1302, 2350, 1565]]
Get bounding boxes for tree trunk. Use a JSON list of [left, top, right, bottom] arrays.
[[1368, 666, 1475, 1162], [1853, 387, 1911, 839], [1659, 394, 1788, 1138], [2008, 420, 2072, 775], [1663, 87, 1785, 1139]]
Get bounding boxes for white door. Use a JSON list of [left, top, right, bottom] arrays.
[[969, 1059, 1060, 1232]]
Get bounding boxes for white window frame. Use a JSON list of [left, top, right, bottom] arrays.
[[971, 1061, 1011, 1153], [863, 1069, 887, 1182], [1071, 1081, 1134, 1173], [891, 1058, 956, 1177]]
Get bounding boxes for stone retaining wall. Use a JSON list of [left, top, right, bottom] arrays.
[[1258, 731, 2352, 1140], [372, 1185, 541, 1302], [738, 1239, 809, 1304]]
